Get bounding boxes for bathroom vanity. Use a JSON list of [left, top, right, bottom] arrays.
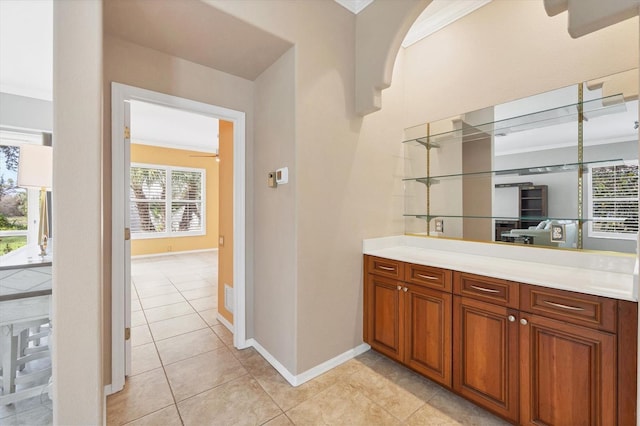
[[363, 235, 637, 425]]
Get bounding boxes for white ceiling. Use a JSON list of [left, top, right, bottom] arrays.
[[333, 0, 492, 48], [0, 0, 52, 101], [130, 101, 219, 153], [334, 0, 375, 14]]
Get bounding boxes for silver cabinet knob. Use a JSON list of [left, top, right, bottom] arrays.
[[520, 318, 528, 325], [508, 315, 516, 322], [397, 285, 402, 291], [403, 287, 408, 292]]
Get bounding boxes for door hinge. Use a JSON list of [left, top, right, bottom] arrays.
[[124, 227, 131, 241], [125, 327, 131, 341], [124, 126, 131, 139]]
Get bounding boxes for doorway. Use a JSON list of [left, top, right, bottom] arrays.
[[110, 83, 247, 393]]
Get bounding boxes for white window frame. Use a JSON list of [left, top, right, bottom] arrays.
[[130, 162, 206, 239], [587, 160, 638, 241]]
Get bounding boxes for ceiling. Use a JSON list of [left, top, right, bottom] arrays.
[[334, 0, 492, 48], [130, 101, 219, 153], [334, 0, 375, 14], [401, 0, 492, 47], [103, 0, 293, 81]]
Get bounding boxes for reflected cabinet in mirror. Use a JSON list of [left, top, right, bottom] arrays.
[[404, 68, 638, 254]]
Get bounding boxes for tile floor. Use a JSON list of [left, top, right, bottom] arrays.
[[105, 252, 510, 426], [0, 251, 509, 425]]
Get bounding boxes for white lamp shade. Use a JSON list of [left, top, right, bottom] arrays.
[[17, 144, 52, 190]]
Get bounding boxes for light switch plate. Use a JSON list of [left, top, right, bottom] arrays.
[[276, 167, 288, 184]]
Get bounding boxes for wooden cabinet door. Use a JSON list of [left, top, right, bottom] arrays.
[[365, 274, 404, 362], [453, 296, 519, 422], [520, 314, 616, 426], [404, 284, 452, 387]]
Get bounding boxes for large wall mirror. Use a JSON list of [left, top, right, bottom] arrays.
[[404, 68, 638, 255]]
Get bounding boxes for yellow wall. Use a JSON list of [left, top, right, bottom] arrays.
[[217, 120, 234, 323], [130, 143, 218, 256]]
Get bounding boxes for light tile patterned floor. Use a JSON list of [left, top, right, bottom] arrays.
[[105, 252, 510, 426]]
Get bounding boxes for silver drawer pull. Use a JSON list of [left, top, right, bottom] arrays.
[[416, 273, 438, 280], [543, 300, 585, 311], [377, 265, 395, 271], [470, 285, 500, 293]]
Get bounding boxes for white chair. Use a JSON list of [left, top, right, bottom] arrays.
[[0, 318, 51, 405]]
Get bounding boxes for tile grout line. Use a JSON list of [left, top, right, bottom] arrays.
[[127, 265, 186, 426], [126, 255, 218, 425]]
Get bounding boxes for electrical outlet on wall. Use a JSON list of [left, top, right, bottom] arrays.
[[435, 219, 444, 233]]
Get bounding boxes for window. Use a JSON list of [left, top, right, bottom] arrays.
[[130, 164, 205, 239], [0, 130, 46, 257], [588, 161, 638, 240]]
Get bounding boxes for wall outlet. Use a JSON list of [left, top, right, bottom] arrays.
[[435, 219, 444, 233]]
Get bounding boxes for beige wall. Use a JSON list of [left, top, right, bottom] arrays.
[[53, 1, 103, 424], [211, 0, 407, 373], [253, 47, 297, 372], [402, 1, 639, 128], [206, 0, 639, 375], [102, 34, 254, 383]]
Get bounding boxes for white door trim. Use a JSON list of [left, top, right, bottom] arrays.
[[110, 82, 247, 393]]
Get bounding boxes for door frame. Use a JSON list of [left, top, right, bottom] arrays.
[[110, 82, 247, 393]]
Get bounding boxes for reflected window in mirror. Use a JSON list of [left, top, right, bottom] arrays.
[[587, 160, 638, 241]]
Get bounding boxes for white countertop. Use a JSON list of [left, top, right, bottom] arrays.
[[364, 236, 638, 302]]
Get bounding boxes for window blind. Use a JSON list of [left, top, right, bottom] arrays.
[[590, 163, 638, 237], [130, 165, 205, 237], [170, 170, 202, 232]]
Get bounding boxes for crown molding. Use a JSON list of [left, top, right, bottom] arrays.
[[402, 0, 491, 47], [334, 0, 375, 14]]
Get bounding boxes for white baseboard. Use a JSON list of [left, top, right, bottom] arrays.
[[132, 248, 218, 259], [247, 339, 371, 387], [104, 384, 114, 396], [216, 312, 234, 332], [247, 338, 298, 386], [295, 343, 371, 386]]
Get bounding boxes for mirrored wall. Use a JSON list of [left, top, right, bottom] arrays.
[[404, 68, 638, 254]]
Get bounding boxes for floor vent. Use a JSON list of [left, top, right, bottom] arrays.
[[224, 284, 234, 313]]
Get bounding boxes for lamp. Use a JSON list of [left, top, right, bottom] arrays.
[[17, 144, 52, 257]]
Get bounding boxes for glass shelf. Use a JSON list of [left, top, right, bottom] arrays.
[[403, 158, 625, 184], [403, 94, 626, 148], [402, 214, 623, 223]]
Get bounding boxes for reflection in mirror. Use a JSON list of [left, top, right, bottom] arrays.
[[404, 68, 638, 254]]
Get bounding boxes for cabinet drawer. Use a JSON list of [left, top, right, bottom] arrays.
[[520, 284, 616, 332], [366, 256, 404, 280], [405, 263, 452, 292], [453, 272, 518, 308]]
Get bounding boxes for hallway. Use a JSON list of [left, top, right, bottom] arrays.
[[104, 252, 508, 425]]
